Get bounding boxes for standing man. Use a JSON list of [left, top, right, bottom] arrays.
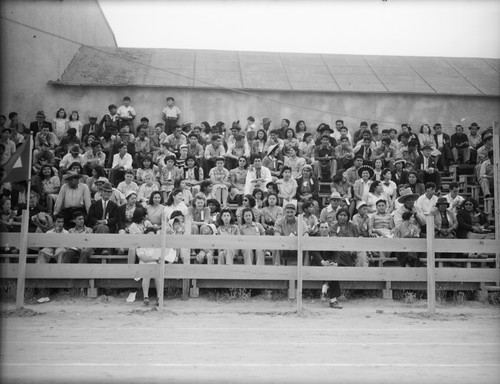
[[260, 117, 272, 133]]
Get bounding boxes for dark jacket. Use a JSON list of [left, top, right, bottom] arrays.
[[29, 121, 53, 137], [116, 203, 144, 231], [433, 133, 451, 149], [82, 123, 103, 140], [295, 175, 319, 202], [87, 199, 119, 233], [414, 154, 438, 173], [456, 208, 489, 239]]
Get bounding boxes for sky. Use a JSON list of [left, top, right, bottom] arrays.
[[99, 0, 500, 58]]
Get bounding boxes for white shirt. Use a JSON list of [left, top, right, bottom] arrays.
[[111, 153, 133, 170], [415, 194, 438, 216], [244, 166, 272, 195], [162, 105, 181, 118], [444, 193, 465, 215], [116, 105, 136, 120]]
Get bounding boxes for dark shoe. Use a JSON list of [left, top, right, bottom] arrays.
[[329, 301, 343, 309], [143, 297, 150, 306]]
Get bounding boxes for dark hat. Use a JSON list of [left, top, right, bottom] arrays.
[[284, 202, 297, 211], [420, 144, 433, 151], [89, 116, 97, 120], [36, 111, 45, 118], [70, 145, 81, 154], [101, 182, 113, 192], [214, 156, 225, 162], [319, 124, 334, 134], [90, 141, 102, 148], [436, 197, 449, 206], [393, 157, 406, 166], [357, 165, 375, 179], [63, 171, 83, 181], [261, 118, 272, 125], [1, 127, 12, 133], [119, 127, 130, 136]]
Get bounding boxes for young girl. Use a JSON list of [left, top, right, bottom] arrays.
[[68, 110, 83, 138], [252, 189, 264, 210], [188, 194, 211, 235], [276, 166, 297, 207], [160, 155, 182, 201], [52, 108, 68, 141], [206, 198, 221, 223], [146, 191, 164, 229], [209, 156, 230, 206], [298, 132, 315, 164], [284, 145, 306, 179], [229, 156, 248, 202]]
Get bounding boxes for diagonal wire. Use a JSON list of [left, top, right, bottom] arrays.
[[0, 15, 486, 129]]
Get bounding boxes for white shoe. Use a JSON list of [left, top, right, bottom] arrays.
[[37, 297, 50, 303], [126, 292, 137, 303]]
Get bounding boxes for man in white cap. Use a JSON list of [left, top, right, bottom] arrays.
[[319, 192, 343, 229]]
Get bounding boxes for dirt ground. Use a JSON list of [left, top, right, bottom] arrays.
[[1, 294, 499, 384]]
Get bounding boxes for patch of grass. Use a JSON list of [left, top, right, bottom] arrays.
[[264, 289, 289, 301]]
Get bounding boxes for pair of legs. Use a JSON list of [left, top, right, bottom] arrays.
[[314, 160, 337, 181], [242, 249, 265, 265], [36, 247, 67, 263], [62, 248, 93, 263], [452, 147, 471, 164], [218, 249, 236, 265], [213, 184, 228, 206], [196, 249, 215, 264]]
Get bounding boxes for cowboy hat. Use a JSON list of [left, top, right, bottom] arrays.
[[397, 188, 420, 204], [357, 165, 375, 179]]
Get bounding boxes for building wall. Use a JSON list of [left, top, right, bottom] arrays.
[[40, 85, 500, 136], [0, 0, 116, 119]]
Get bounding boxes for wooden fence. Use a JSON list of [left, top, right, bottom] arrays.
[[1, 215, 499, 314]]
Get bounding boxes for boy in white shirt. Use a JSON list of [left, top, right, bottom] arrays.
[[116, 96, 136, 134]]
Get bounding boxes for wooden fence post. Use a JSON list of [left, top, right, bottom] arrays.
[[492, 122, 499, 274], [296, 214, 304, 313], [158, 212, 166, 311], [15, 210, 30, 309], [426, 214, 436, 314]]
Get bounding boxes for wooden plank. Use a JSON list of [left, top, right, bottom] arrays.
[[158, 211, 166, 311], [301, 237, 427, 252], [15, 210, 30, 309], [433, 239, 499, 253], [426, 215, 436, 314]]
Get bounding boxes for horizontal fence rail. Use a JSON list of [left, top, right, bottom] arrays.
[[2, 233, 498, 254]]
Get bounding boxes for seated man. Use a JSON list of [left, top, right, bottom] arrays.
[[444, 182, 465, 215], [414, 144, 442, 192], [109, 142, 133, 187], [313, 135, 337, 181], [415, 182, 438, 216], [450, 124, 470, 165], [273, 203, 308, 265], [244, 154, 272, 196], [53, 171, 91, 229], [479, 150, 494, 199], [64, 211, 94, 263], [36, 214, 68, 263], [433, 123, 452, 170], [319, 192, 343, 228], [373, 137, 395, 169]]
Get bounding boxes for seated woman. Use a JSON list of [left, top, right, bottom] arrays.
[[0, 197, 21, 233], [406, 171, 425, 196], [35, 164, 60, 213], [262, 144, 283, 181], [330, 208, 360, 267], [163, 188, 188, 220], [296, 164, 319, 215], [236, 194, 261, 226], [283, 145, 305, 179], [457, 197, 493, 253], [216, 208, 240, 265], [365, 180, 390, 214], [183, 155, 204, 196], [276, 166, 297, 207], [381, 168, 397, 211], [252, 188, 265, 210], [165, 210, 190, 264], [198, 180, 217, 201], [209, 156, 231, 206], [135, 155, 160, 186], [146, 191, 164, 230], [353, 165, 374, 206], [239, 207, 266, 265], [229, 156, 248, 205], [117, 191, 145, 255], [260, 193, 283, 235], [330, 168, 353, 216], [188, 193, 211, 235]]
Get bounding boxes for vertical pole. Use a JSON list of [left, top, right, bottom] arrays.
[[158, 211, 166, 311], [296, 214, 303, 314], [491, 122, 500, 272], [426, 215, 436, 314], [16, 210, 30, 309]]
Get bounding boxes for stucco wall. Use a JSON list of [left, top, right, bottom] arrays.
[[33, 85, 500, 136], [0, 0, 116, 118]]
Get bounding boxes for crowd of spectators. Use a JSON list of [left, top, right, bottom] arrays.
[[0, 97, 496, 305]]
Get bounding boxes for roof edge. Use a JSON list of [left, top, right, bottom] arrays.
[[95, 0, 117, 47]]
